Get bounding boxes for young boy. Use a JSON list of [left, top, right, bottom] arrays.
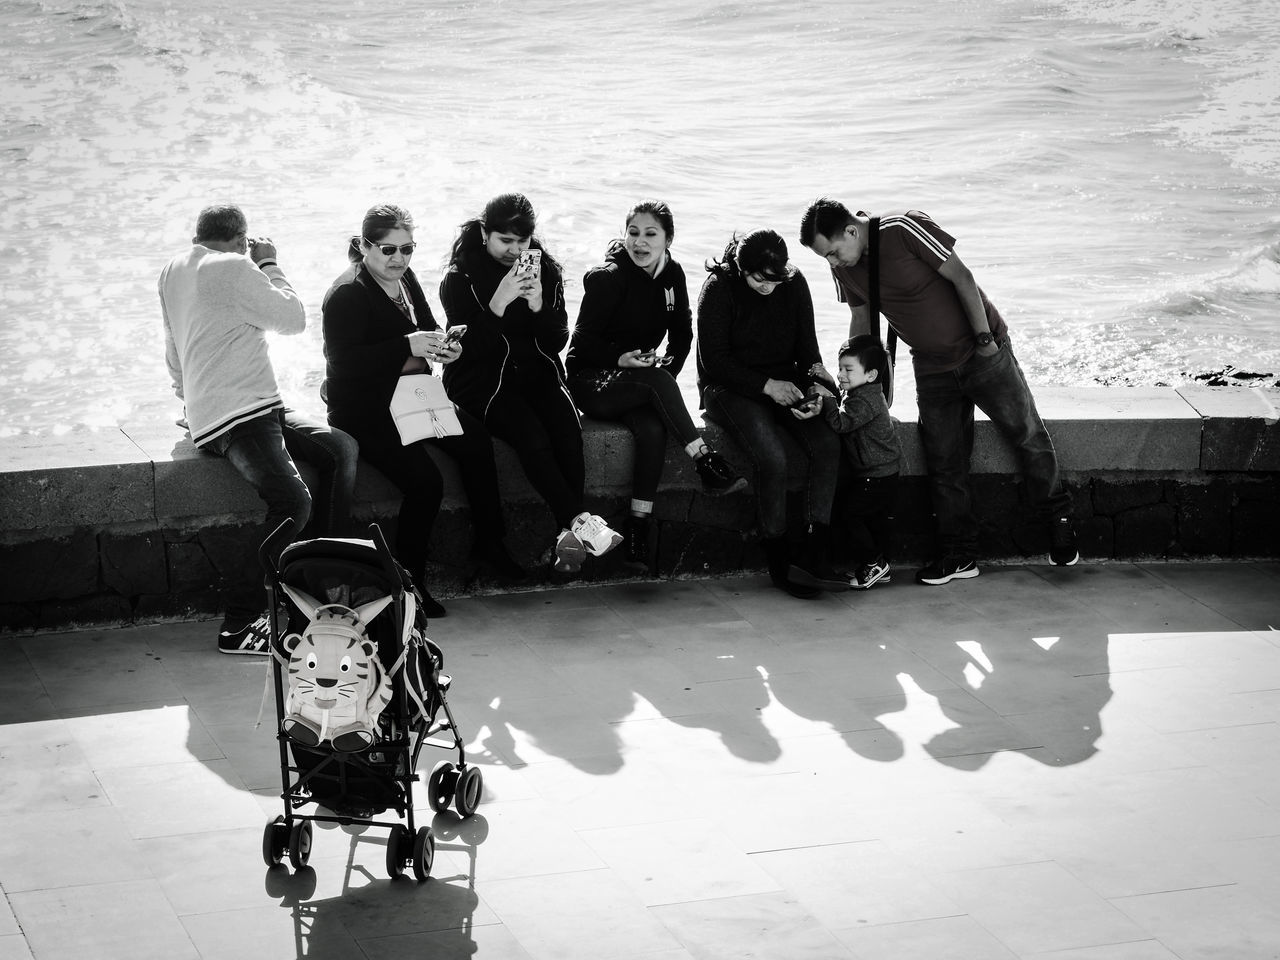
[[814, 336, 903, 588]]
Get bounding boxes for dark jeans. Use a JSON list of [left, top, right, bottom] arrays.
[[832, 467, 898, 567], [203, 407, 358, 624], [915, 336, 1071, 556], [570, 367, 701, 502], [483, 383, 584, 531], [340, 406, 505, 582], [703, 386, 839, 538]]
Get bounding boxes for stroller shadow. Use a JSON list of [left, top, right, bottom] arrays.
[[263, 810, 488, 959]]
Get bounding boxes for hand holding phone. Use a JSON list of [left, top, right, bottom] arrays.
[[443, 324, 467, 346], [513, 249, 541, 281]]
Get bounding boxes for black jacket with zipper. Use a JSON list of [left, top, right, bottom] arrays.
[[438, 245, 570, 420], [566, 241, 692, 379]]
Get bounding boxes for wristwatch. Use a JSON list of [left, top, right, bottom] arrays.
[[974, 332, 994, 347]]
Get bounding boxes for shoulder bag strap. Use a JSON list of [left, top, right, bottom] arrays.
[[867, 216, 896, 405]]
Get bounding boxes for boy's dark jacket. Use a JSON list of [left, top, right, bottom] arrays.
[[821, 381, 902, 479], [566, 242, 692, 378]]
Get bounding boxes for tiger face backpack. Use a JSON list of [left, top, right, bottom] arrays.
[[278, 589, 394, 753]]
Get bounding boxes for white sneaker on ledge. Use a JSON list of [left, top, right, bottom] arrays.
[[570, 512, 623, 558]]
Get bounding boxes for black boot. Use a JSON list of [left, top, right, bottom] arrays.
[[763, 537, 820, 598], [623, 516, 651, 572], [410, 574, 447, 619], [788, 523, 850, 591], [471, 539, 528, 582]]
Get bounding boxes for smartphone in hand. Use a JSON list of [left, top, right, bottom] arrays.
[[514, 249, 541, 281], [443, 324, 467, 345]]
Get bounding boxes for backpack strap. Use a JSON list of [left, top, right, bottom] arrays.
[[867, 216, 896, 405]]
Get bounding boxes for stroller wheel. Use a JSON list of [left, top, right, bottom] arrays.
[[262, 816, 288, 866], [428, 762, 457, 813], [411, 827, 435, 881], [454, 766, 484, 818], [288, 820, 313, 869], [385, 824, 410, 879]]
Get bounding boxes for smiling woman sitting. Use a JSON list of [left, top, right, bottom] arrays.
[[565, 199, 745, 571]]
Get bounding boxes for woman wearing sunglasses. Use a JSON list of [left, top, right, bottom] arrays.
[[321, 203, 526, 617], [566, 199, 746, 571], [696, 229, 845, 597], [439, 192, 621, 574]]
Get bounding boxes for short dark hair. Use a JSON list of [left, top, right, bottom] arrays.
[[194, 204, 247, 243], [799, 197, 855, 248], [839, 335, 888, 375]]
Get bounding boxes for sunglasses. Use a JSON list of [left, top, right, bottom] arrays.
[[364, 237, 417, 257]]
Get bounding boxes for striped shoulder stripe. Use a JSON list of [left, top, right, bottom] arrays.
[[879, 215, 951, 262]]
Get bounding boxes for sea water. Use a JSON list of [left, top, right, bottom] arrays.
[[1, 0, 1278, 440]]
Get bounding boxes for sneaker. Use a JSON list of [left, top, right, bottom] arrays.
[[694, 450, 748, 496], [915, 557, 980, 586], [553, 527, 586, 573], [1049, 517, 1080, 566], [217, 613, 272, 655], [850, 559, 891, 590], [570, 512, 623, 558]]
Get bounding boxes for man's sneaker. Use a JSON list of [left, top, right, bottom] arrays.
[[1049, 517, 1080, 566], [915, 557, 980, 586], [694, 451, 748, 496], [218, 613, 272, 655], [850, 559, 891, 590], [553, 528, 586, 573], [570, 512, 623, 558]]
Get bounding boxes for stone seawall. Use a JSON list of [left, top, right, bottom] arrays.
[[2, 385, 1277, 633]]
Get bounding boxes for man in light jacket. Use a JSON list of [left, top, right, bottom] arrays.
[[160, 203, 357, 653]]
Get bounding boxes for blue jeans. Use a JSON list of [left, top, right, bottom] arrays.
[[914, 337, 1071, 557], [203, 408, 358, 622], [703, 386, 839, 539], [570, 367, 701, 502]]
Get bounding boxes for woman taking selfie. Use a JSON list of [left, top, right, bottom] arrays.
[[567, 199, 745, 569], [439, 192, 621, 573], [321, 203, 525, 617], [696, 229, 844, 597]]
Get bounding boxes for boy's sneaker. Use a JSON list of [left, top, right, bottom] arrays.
[[623, 515, 651, 570], [553, 528, 586, 573], [850, 559, 891, 590], [570, 512, 623, 558], [1049, 517, 1080, 566], [217, 613, 272, 655], [695, 451, 748, 496], [915, 557, 980, 586]]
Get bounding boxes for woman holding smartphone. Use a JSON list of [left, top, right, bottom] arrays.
[[696, 229, 845, 597], [567, 200, 746, 570], [322, 203, 525, 617], [439, 192, 621, 574]]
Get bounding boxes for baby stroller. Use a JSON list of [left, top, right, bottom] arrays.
[[257, 521, 483, 880]]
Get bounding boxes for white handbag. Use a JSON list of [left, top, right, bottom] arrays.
[[389, 374, 464, 444]]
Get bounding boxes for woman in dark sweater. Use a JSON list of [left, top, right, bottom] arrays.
[[696, 229, 844, 596], [439, 193, 621, 573], [566, 200, 745, 569], [321, 203, 524, 617]]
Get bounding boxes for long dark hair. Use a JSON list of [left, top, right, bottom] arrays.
[[447, 192, 562, 276], [705, 228, 793, 282], [347, 203, 414, 263]]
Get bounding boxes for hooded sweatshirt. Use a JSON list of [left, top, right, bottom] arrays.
[[566, 241, 692, 378]]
